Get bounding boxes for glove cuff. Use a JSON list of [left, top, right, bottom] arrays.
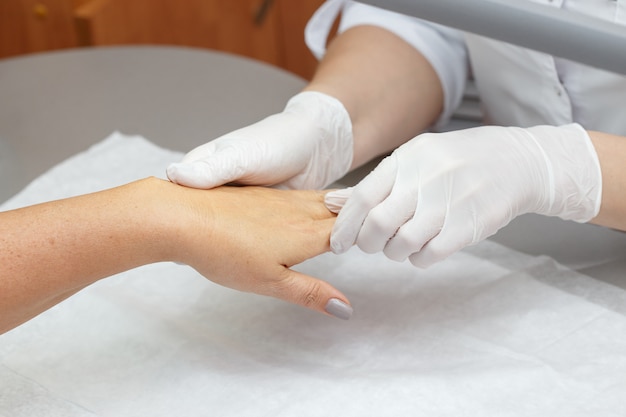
[[283, 91, 354, 188], [526, 123, 602, 223]]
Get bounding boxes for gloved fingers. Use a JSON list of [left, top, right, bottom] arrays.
[[166, 162, 207, 188], [356, 189, 418, 254], [406, 214, 476, 268], [167, 149, 245, 189], [178, 140, 218, 164], [413, 201, 515, 268], [167, 141, 230, 188], [330, 155, 398, 254], [167, 91, 355, 190], [382, 208, 444, 262], [324, 187, 353, 214], [168, 140, 287, 188], [268, 268, 353, 320], [167, 117, 301, 189]]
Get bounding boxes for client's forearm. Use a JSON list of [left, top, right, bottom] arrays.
[[0, 178, 174, 333]]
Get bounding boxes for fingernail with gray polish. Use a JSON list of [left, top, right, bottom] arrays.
[[325, 298, 353, 320]]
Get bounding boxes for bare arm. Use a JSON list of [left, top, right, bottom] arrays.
[[589, 131, 626, 231], [0, 178, 351, 334], [304, 25, 444, 169]]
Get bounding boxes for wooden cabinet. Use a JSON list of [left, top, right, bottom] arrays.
[[0, 0, 325, 79], [277, 0, 328, 80], [0, 0, 78, 58], [74, 0, 284, 70]]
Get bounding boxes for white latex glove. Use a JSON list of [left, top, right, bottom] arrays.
[[166, 91, 353, 189], [325, 124, 602, 267]]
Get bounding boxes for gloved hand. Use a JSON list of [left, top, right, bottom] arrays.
[[325, 124, 602, 267], [167, 91, 353, 190]]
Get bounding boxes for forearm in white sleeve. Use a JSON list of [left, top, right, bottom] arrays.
[[305, 0, 469, 128]]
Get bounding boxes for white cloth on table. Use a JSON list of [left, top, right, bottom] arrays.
[[1, 132, 626, 417]]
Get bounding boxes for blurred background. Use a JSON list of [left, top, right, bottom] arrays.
[[0, 0, 327, 80]]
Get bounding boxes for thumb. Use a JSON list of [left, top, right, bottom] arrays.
[[324, 187, 353, 213], [329, 154, 398, 254], [272, 269, 353, 320], [167, 148, 243, 189]]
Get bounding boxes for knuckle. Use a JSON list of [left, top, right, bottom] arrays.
[[390, 229, 415, 250], [348, 183, 383, 210], [300, 281, 323, 308], [364, 206, 393, 233], [408, 252, 431, 269]]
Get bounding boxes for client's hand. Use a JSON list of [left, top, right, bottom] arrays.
[[167, 183, 352, 319], [0, 178, 351, 334]]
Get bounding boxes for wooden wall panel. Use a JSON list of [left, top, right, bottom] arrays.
[[74, 0, 284, 68], [0, 0, 326, 78], [0, 0, 77, 59], [213, 1, 283, 67], [276, 0, 324, 80]]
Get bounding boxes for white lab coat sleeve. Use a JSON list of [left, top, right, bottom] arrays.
[[305, 0, 469, 128]]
